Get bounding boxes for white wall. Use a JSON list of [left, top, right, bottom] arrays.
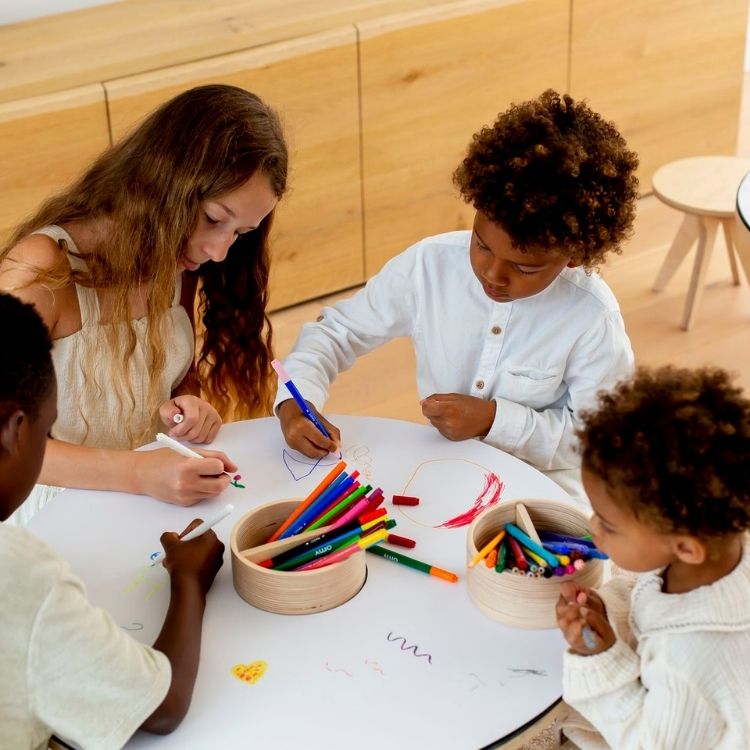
[[0, 0, 115, 25]]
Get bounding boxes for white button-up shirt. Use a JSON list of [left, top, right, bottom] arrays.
[[275, 231, 634, 497]]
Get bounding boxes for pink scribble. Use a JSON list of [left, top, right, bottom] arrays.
[[436, 472, 504, 528]]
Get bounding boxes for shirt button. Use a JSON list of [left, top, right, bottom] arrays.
[[476, 380, 485, 390], [491, 326, 502, 335]]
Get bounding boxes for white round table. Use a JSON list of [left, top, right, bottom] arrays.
[[29, 416, 576, 750]]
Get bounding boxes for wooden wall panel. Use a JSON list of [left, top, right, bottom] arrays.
[[358, 0, 570, 275], [570, 0, 748, 191], [104, 28, 363, 311], [0, 85, 110, 245]]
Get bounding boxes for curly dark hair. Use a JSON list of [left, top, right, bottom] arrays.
[[0, 292, 55, 419], [578, 366, 750, 539], [453, 89, 639, 268]]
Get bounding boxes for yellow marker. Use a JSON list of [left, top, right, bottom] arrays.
[[469, 529, 506, 568], [523, 547, 548, 569]]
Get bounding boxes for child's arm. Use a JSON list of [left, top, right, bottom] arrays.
[[276, 246, 420, 455], [39, 438, 236, 505], [559, 576, 726, 750], [562, 639, 725, 749], [140, 520, 225, 733]]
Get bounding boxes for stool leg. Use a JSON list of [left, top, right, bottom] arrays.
[[727, 218, 750, 285], [721, 220, 741, 285], [682, 217, 719, 331], [653, 214, 699, 292]]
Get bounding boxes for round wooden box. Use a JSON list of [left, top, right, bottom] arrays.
[[230, 498, 367, 615], [466, 499, 603, 629]]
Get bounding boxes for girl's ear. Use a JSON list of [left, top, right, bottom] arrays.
[[673, 535, 707, 565], [0, 408, 25, 456]]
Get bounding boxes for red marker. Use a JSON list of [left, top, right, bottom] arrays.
[[392, 495, 419, 506], [386, 533, 416, 549]]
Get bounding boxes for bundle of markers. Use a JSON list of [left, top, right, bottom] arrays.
[[470, 518, 607, 578], [262, 460, 390, 572]]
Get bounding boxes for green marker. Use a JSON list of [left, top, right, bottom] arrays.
[[495, 539, 507, 573], [277, 518, 395, 571], [367, 545, 458, 583]]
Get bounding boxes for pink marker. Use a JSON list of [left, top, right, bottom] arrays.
[[297, 528, 387, 571]]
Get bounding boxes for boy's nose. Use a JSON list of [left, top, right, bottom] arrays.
[[485, 261, 510, 286]]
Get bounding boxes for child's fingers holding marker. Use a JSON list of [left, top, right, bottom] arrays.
[[573, 607, 616, 655], [136, 449, 236, 506], [160, 524, 225, 593], [279, 399, 340, 457], [166, 395, 222, 443]]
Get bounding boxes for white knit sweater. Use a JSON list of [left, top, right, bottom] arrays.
[[563, 539, 750, 749]]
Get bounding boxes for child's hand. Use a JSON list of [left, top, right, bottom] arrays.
[[556, 584, 616, 656], [278, 399, 340, 457], [559, 581, 608, 619], [135, 448, 237, 505], [159, 395, 222, 443], [160, 518, 225, 595], [420, 393, 497, 441]]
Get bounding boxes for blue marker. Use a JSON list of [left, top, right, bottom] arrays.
[[582, 624, 597, 649], [272, 359, 333, 440]]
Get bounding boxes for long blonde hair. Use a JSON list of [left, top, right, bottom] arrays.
[[1, 84, 288, 445]]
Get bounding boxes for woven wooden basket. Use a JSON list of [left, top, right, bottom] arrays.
[[230, 498, 367, 615], [466, 499, 603, 629]]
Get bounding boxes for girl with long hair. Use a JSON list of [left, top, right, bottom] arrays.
[[0, 84, 288, 523]]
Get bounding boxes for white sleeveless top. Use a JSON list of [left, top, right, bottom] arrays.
[[10, 225, 194, 525]]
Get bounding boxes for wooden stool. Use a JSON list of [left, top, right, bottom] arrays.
[[652, 155, 750, 330]]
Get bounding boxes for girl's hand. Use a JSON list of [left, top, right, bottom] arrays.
[[278, 399, 340, 458], [135, 447, 237, 505], [420, 393, 497, 441], [159, 395, 222, 443], [556, 584, 616, 655]]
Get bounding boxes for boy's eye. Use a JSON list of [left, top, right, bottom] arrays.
[[514, 264, 540, 275]]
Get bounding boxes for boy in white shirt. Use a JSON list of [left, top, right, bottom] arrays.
[[557, 365, 750, 749], [275, 90, 637, 497], [0, 292, 225, 749]]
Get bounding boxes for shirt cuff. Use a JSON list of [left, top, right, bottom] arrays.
[[482, 397, 526, 453], [563, 638, 641, 704]]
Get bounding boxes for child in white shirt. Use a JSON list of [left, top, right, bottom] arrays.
[[0, 292, 225, 750], [275, 90, 637, 497], [557, 365, 750, 749]]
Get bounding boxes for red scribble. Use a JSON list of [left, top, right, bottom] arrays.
[[436, 472, 504, 528], [325, 661, 353, 677]]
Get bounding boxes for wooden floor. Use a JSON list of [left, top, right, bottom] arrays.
[[271, 76, 750, 425]]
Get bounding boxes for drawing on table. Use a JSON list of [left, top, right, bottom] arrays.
[[230, 474, 246, 489], [343, 443, 374, 481], [123, 565, 168, 602], [386, 632, 433, 665], [507, 668, 548, 678], [120, 622, 144, 631], [282, 449, 326, 480], [281, 443, 374, 482], [398, 459, 505, 529], [232, 660, 268, 685], [467, 672, 487, 691], [325, 661, 353, 678], [364, 658, 386, 676]]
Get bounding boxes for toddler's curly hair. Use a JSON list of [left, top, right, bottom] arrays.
[[453, 90, 639, 268], [578, 366, 750, 538]]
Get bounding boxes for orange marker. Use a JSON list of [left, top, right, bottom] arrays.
[[469, 529, 506, 568], [268, 460, 346, 542]]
